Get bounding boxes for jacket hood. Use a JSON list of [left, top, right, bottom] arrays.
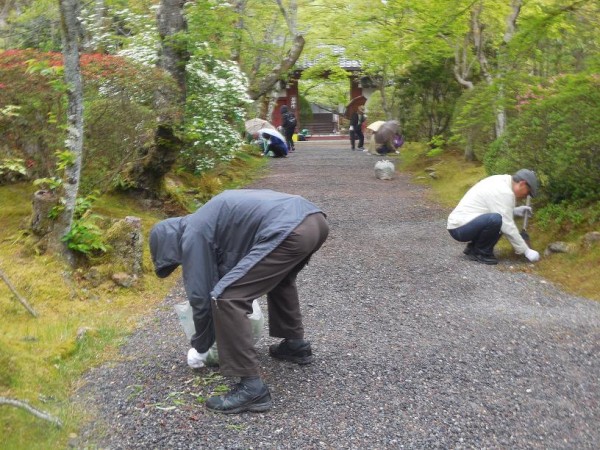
[[150, 217, 183, 278]]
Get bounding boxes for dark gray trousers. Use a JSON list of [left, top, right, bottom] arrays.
[[212, 213, 329, 377]]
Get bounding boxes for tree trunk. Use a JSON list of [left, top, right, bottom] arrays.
[[31, 190, 58, 236], [494, 0, 522, 138], [464, 135, 475, 161], [124, 124, 182, 197], [56, 0, 84, 265], [123, 0, 187, 196], [472, 0, 521, 139], [230, 0, 247, 63], [156, 0, 188, 101]]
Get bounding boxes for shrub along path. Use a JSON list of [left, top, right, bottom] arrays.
[[77, 140, 599, 449]]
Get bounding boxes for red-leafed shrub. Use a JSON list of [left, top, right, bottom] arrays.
[[0, 49, 180, 193]]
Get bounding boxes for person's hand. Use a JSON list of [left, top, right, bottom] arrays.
[[524, 248, 540, 262], [187, 347, 209, 369], [513, 205, 533, 217]]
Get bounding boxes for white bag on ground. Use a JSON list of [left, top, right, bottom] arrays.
[[374, 160, 395, 180], [174, 299, 265, 367]]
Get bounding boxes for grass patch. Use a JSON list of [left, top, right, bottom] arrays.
[[400, 143, 600, 301], [0, 152, 266, 449], [399, 143, 485, 208]]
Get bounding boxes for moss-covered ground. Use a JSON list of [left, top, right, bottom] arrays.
[[0, 151, 267, 449]]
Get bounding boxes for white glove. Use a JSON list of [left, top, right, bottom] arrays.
[[524, 248, 540, 262], [513, 205, 533, 217], [187, 347, 209, 369]]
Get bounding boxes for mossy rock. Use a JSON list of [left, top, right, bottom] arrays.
[[103, 216, 143, 276]]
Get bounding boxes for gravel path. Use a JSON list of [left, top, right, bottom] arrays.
[[77, 141, 599, 449]]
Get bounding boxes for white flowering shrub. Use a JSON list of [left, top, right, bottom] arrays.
[[116, 25, 159, 67], [79, 7, 158, 65], [182, 48, 252, 174]]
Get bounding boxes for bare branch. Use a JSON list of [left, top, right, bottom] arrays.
[[274, 0, 296, 35], [503, 0, 522, 44], [0, 397, 62, 427], [0, 265, 38, 317], [248, 34, 305, 100]]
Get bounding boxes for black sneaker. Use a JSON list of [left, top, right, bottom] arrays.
[[206, 381, 272, 414], [269, 339, 313, 365], [468, 251, 498, 265], [463, 243, 474, 255]]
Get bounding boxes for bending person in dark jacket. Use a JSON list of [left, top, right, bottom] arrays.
[[150, 189, 329, 414]]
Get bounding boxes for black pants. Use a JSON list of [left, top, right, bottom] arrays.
[[350, 128, 364, 149], [448, 213, 502, 255], [268, 143, 287, 158], [284, 128, 295, 151]]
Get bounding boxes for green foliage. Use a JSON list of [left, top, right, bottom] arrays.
[[484, 72, 600, 203], [300, 58, 350, 111], [536, 201, 585, 231], [61, 217, 108, 255], [395, 60, 462, 141], [33, 176, 63, 192], [2, 0, 61, 50], [74, 193, 98, 219], [0, 158, 26, 175], [427, 135, 446, 156], [0, 50, 179, 194], [297, 95, 314, 126], [0, 104, 21, 118], [449, 84, 498, 159], [185, 1, 238, 60], [0, 158, 27, 184], [54, 150, 76, 171], [60, 192, 107, 255]]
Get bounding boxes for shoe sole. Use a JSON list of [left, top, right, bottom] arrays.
[[269, 351, 313, 365], [467, 253, 498, 265], [207, 399, 272, 414]]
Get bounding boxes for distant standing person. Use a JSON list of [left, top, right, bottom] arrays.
[[447, 169, 541, 265], [150, 189, 329, 414], [280, 105, 297, 152], [350, 105, 366, 150]]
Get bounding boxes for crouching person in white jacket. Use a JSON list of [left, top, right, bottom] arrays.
[[447, 169, 541, 265]]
